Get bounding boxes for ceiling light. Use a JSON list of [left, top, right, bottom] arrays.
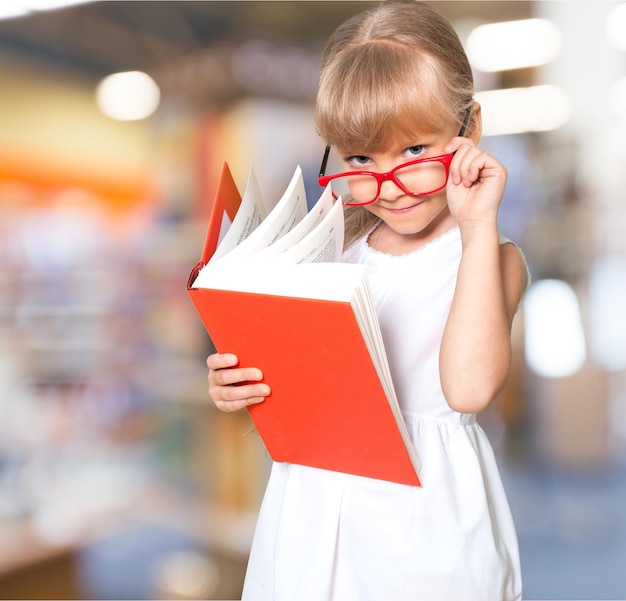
[[26, 0, 93, 10], [467, 18, 562, 72], [524, 279, 586, 378], [0, 2, 29, 19], [606, 2, 626, 51], [0, 0, 94, 19], [476, 85, 571, 136], [96, 71, 161, 121]]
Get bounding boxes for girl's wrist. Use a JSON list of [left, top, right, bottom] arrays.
[[458, 220, 500, 247]]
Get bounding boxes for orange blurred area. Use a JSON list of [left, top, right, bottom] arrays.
[[0, 148, 152, 213]]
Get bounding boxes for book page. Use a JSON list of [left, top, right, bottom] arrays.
[[209, 167, 266, 263], [197, 184, 346, 296], [197, 166, 308, 282], [224, 165, 307, 256], [273, 188, 344, 265], [351, 275, 399, 411], [254, 184, 333, 261]]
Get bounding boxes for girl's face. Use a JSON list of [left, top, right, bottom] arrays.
[[339, 121, 464, 249]]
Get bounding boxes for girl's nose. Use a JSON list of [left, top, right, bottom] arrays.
[[379, 176, 405, 201]]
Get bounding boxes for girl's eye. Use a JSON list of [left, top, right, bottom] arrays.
[[346, 155, 372, 169], [405, 145, 425, 158]]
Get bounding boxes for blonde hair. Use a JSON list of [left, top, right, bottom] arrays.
[[315, 0, 475, 248]]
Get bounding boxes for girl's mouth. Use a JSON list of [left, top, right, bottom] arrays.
[[380, 199, 425, 214]]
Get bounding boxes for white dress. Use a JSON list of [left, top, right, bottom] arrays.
[[242, 226, 523, 601]]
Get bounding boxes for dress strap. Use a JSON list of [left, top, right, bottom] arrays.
[[499, 233, 532, 305]]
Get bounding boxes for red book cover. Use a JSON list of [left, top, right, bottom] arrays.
[[187, 162, 242, 289], [187, 286, 420, 487], [201, 162, 241, 264]]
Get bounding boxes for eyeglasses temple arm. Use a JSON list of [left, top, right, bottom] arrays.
[[458, 107, 472, 137], [319, 145, 331, 178]]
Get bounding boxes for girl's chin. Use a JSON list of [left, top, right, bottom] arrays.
[[377, 205, 454, 236]]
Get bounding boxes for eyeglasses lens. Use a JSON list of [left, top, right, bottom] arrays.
[[337, 160, 448, 205]]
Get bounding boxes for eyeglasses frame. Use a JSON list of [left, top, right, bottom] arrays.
[[317, 107, 472, 206]]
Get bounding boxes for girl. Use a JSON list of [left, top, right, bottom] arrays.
[[207, 1, 529, 599]]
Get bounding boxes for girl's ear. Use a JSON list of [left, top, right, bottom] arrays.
[[467, 101, 483, 143]]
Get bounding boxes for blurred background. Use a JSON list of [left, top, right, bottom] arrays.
[[0, 1, 625, 599]]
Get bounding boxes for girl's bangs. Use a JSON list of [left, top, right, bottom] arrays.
[[316, 46, 453, 152]]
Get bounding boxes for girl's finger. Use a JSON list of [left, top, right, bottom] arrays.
[[219, 381, 269, 401], [207, 352, 239, 370], [211, 366, 264, 387], [448, 143, 475, 185], [213, 379, 269, 402], [213, 393, 266, 413], [445, 136, 475, 155]]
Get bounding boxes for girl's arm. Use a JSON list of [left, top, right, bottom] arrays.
[[439, 138, 528, 414], [207, 353, 270, 412]]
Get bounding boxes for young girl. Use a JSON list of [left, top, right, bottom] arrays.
[[207, 1, 529, 599]]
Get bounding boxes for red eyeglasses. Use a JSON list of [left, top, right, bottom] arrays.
[[318, 151, 455, 206], [318, 108, 471, 206]]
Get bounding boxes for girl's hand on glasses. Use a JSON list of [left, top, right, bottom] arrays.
[[444, 137, 507, 230], [207, 353, 270, 412]]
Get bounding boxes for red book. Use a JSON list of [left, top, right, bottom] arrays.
[[187, 164, 421, 487]]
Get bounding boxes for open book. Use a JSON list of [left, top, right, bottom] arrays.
[[187, 163, 421, 487]]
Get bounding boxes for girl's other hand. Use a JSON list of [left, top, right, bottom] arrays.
[[207, 353, 270, 412]]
